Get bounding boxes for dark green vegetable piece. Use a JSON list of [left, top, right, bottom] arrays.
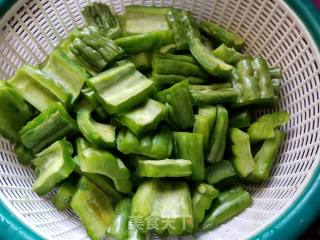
[[70, 27, 124, 72], [207, 105, 228, 163], [71, 177, 115, 240], [136, 159, 192, 178], [87, 63, 154, 115], [77, 107, 116, 148], [212, 44, 249, 64], [199, 21, 245, 49], [206, 160, 237, 185], [201, 187, 252, 230], [52, 182, 76, 211], [155, 80, 194, 130], [174, 132, 205, 181], [14, 144, 35, 165], [107, 198, 131, 240], [19, 103, 78, 153], [166, 8, 189, 50], [114, 30, 173, 55], [193, 106, 217, 151], [192, 183, 219, 230], [76, 138, 132, 194], [247, 130, 284, 182], [247, 111, 290, 143], [229, 110, 253, 129], [116, 99, 167, 138], [120, 6, 170, 35], [82, 3, 122, 39], [32, 140, 75, 196], [0, 82, 34, 143], [116, 127, 173, 159], [152, 53, 209, 86], [8, 65, 72, 112], [230, 128, 255, 177], [131, 179, 194, 235], [42, 49, 87, 103], [190, 88, 238, 106], [73, 156, 123, 203]]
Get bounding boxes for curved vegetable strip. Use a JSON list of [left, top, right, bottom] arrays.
[[8, 65, 72, 112], [155, 80, 194, 130], [201, 187, 252, 230], [87, 63, 154, 115], [189, 38, 233, 78], [247, 111, 290, 143], [230, 128, 255, 177], [207, 105, 228, 163], [247, 130, 284, 182], [32, 140, 75, 196], [116, 99, 167, 138], [73, 156, 123, 203], [131, 180, 193, 235], [117, 127, 173, 159], [77, 108, 116, 148], [192, 183, 219, 230], [52, 182, 76, 211], [193, 106, 217, 151], [136, 159, 192, 178], [71, 177, 115, 240], [107, 198, 131, 240], [19, 103, 78, 153], [76, 138, 132, 194], [174, 132, 205, 181], [0, 82, 34, 143], [199, 21, 244, 49]]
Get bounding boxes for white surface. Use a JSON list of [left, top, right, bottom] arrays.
[[0, 0, 320, 239]]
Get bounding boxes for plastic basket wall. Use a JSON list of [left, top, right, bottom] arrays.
[[0, 0, 319, 239]]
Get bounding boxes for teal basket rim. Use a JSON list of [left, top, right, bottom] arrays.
[[0, 0, 319, 239]]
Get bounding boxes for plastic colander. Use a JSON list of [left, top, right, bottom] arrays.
[[0, 0, 319, 239]]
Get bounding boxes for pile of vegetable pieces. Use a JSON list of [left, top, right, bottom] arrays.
[[0, 3, 290, 240]]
